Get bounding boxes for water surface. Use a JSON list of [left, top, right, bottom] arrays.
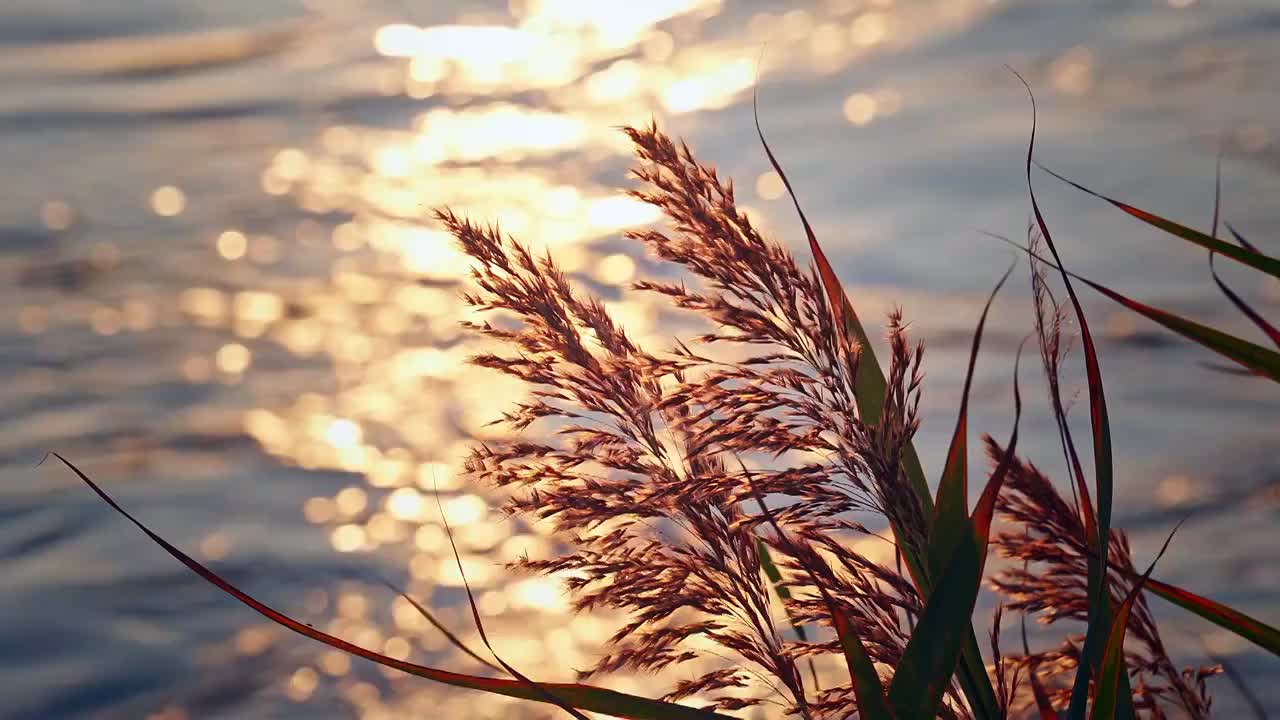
[[1, 0, 1277, 717]]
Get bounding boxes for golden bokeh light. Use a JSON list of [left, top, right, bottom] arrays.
[[850, 12, 888, 46], [334, 486, 368, 516], [41, 200, 73, 230], [150, 185, 187, 216], [216, 230, 248, 260], [595, 253, 636, 285], [215, 342, 251, 374], [330, 524, 367, 553], [286, 667, 319, 702], [842, 91, 878, 126], [755, 170, 785, 200]]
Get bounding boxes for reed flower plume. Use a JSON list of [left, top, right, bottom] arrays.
[[444, 123, 936, 717], [50, 85, 1273, 720], [988, 446, 1219, 719], [52, 109, 1262, 720], [981, 232, 1220, 718]]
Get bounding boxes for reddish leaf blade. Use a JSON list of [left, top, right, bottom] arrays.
[[1209, 253, 1280, 350], [1018, 227, 1099, 571], [887, 524, 985, 719], [1144, 577, 1280, 657], [928, 264, 1015, 584], [1010, 71, 1117, 719], [1072, 272, 1280, 382], [991, 232, 1280, 381], [970, 346, 1023, 563], [888, 352, 1022, 719], [51, 454, 733, 720], [1038, 165, 1280, 279], [1090, 580, 1142, 720], [1090, 523, 1181, 720], [753, 88, 999, 719], [750, 88, 929, 505]]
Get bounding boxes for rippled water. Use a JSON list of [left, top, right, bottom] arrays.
[[2, 0, 1277, 717]]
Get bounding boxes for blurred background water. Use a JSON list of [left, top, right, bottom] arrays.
[[1, 0, 1277, 717]]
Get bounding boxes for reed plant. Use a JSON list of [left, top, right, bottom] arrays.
[[55, 89, 1280, 718]]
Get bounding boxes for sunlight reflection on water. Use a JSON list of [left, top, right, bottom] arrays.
[[209, 2, 1015, 714]]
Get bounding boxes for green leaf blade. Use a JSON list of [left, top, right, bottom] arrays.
[[887, 355, 1022, 720], [1010, 73, 1117, 720], [1040, 165, 1280, 279], [928, 265, 1014, 583], [753, 88, 999, 720], [1090, 582, 1142, 720], [833, 613, 895, 720], [1145, 577, 1280, 657], [1074, 274, 1280, 382]]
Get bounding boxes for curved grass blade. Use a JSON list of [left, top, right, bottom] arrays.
[[1205, 164, 1280, 349], [1076, 271, 1280, 381], [1210, 214, 1280, 348], [1091, 582, 1142, 720], [890, 524, 985, 720], [753, 87, 998, 719], [1225, 223, 1261, 254], [381, 580, 501, 673], [970, 355, 1022, 552], [1091, 522, 1182, 720], [1143, 576, 1280, 657], [888, 349, 1023, 720], [1010, 69, 1117, 719], [928, 263, 1015, 584], [1036, 164, 1280, 279], [433, 490, 590, 720], [1026, 235, 1098, 544], [988, 232, 1280, 381], [51, 453, 732, 720], [1209, 252, 1280, 349], [751, 87, 928, 505]]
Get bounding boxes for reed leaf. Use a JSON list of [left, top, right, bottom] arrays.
[[927, 263, 1014, 583], [1091, 522, 1181, 720], [888, 348, 1022, 719], [1011, 70, 1120, 719], [1144, 577, 1280, 657], [1038, 165, 1280, 279], [50, 453, 734, 720], [753, 88, 1000, 720]]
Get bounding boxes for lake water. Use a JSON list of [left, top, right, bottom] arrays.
[[1, 0, 1277, 717]]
